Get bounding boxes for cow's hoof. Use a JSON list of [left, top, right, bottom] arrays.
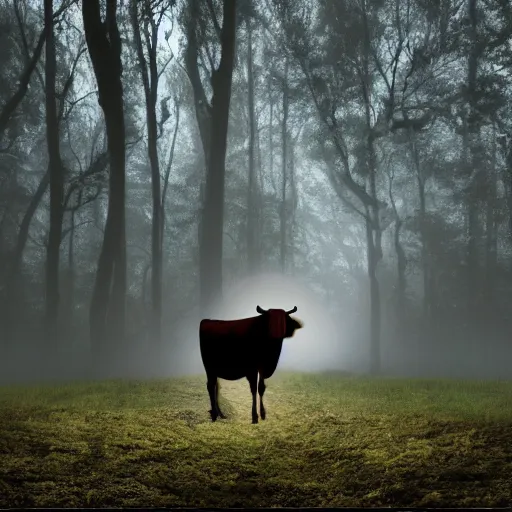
[[219, 412, 226, 419], [252, 417, 259, 424], [260, 412, 266, 420], [209, 410, 218, 422]]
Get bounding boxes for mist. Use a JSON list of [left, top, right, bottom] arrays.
[[1, 0, 512, 387], [4, 3, 512, 509]]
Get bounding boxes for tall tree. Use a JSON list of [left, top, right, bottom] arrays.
[[280, 56, 289, 273], [130, 0, 174, 361], [184, 0, 237, 316], [43, 0, 65, 353], [82, 0, 126, 372], [1, 21, 87, 347], [274, 0, 386, 372], [464, 0, 483, 318], [246, 15, 259, 274]]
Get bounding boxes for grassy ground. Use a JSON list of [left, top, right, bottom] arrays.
[[1, 371, 512, 507]]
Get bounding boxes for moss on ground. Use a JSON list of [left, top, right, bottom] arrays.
[[1, 371, 512, 507]]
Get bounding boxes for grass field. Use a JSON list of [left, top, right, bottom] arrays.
[[1, 371, 512, 508]]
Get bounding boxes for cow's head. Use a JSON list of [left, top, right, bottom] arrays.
[[256, 305, 303, 339]]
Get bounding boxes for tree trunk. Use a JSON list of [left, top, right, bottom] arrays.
[[417, 174, 431, 318], [388, 173, 406, 313], [362, 0, 382, 373], [269, 74, 274, 187], [67, 211, 75, 315], [366, 214, 381, 374], [161, 98, 180, 254], [184, 1, 211, 167], [0, 27, 46, 140], [83, 0, 126, 374], [184, 1, 237, 317], [288, 134, 297, 275], [465, 0, 482, 319], [131, 0, 162, 361], [64, 189, 80, 335], [2, 171, 49, 345], [255, 111, 265, 256], [199, 1, 237, 316], [246, 18, 258, 274], [367, 178, 382, 374], [265, 68, 274, 258], [44, 0, 65, 355], [141, 262, 151, 333], [280, 57, 289, 274], [504, 143, 512, 261], [401, 108, 431, 319], [484, 124, 497, 309], [395, 219, 406, 310]]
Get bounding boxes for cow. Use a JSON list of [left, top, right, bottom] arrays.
[[199, 305, 303, 424]]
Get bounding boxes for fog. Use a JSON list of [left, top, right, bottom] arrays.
[[166, 271, 512, 382], [216, 273, 339, 372], [1, 0, 512, 387], [3, 262, 511, 385], [1, 266, 512, 386]]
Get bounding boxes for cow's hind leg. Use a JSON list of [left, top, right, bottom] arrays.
[[258, 375, 266, 420], [247, 373, 258, 424], [206, 376, 219, 422], [215, 380, 226, 419]]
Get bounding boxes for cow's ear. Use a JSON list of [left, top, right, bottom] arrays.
[[256, 305, 266, 315]]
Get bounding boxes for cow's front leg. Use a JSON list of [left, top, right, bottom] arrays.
[[258, 376, 266, 420], [247, 373, 258, 424], [207, 378, 218, 422]]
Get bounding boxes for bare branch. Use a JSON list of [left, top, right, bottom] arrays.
[[61, 220, 93, 240], [59, 45, 87, 121], [65, 90, 99, 117], [157, 53, 174, 80], [13, 0, 45, 89], [206, 0, 222, 41], [65, 116, 83, 175], [161, 97, 180, 210]]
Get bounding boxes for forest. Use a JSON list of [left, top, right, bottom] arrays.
[[1, 0, 511, 383]]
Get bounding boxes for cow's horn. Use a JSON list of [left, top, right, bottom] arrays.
[[256, 305, 267, 314], [286, 306, 297, 315]]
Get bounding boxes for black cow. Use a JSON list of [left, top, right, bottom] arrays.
[[199, 305, 303, 424]]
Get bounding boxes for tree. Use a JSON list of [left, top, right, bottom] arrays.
[[273, 0, 386, 372], [1, 1, 86, 347], [280, 56, 289, 273], [43, 0, 65, 353], [82, 0, 126, 373], [183, 0, 238, 316], [0, 1, 75, 141], [130, 0, 175, 362], [246, 14, 259, 274]]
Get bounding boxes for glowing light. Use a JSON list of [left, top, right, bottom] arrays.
[[219, 273, 339, 372]]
